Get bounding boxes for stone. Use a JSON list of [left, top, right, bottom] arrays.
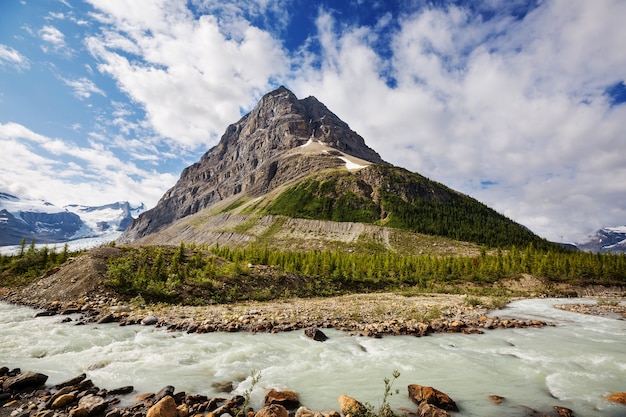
[[337, 395, 366, 417], [304, 328, 328, 342], [607, 392, 626, 405], [488, 395, 505, 405], [2, 371, 48, 391], [52, 393, 76, 409], [553, 406, 575, 417], [211, 381, 233, 393], [147, 396, 178, 417], [295, 406, 323, 417], [47, 386, 74, 408], [416, 403, 450, 417], [407, 385, 458, 412], [264, 389, 300, 409], [255, 404, 289, 417], [108, 386, 134, 395], [177, 403, 189, 417], [77, 395, 107, 416], [142, 316, 159, 326], [154, 386, 176, 402], [55, 373, 87, 389], [97, 314, 116, 324], [33, 410, 55, 417], [69, 407, 89, 417]]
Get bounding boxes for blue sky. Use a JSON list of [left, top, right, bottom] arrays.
[[1, 0, 625, 243]]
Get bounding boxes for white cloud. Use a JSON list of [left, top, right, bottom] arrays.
[[0, 122, 174, 208], [61, 76, 106, 100], [39, 25, 67, 52], [291, 1, 626, 242], [0, 44, 30, 71], [85, 0, 289, 149]]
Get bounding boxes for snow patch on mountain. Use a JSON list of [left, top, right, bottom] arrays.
[[0, 192, 144, 247], [576, 225, 626, 253]]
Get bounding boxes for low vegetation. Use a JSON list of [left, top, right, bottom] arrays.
[[101, 242, 625, 304], [3, 239, 624, 306], [0, 238, 80, 286]]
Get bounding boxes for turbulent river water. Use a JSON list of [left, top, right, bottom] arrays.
[[1, 298, 625, 417]]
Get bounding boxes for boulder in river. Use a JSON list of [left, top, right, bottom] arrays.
[[408, 384, 458, 412], [304, 328, 328, 342], [606, 392, 626, 405]]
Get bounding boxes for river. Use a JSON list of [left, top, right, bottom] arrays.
[[1, 298, 625, 416]]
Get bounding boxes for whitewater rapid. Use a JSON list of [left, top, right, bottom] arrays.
[[1, 298, 625, 417]]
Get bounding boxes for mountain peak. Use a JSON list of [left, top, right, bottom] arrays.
[[120, 87, 386, 242]]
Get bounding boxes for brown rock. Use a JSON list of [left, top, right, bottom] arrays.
[[78, 394, 107, 416], [255, 404, 289, 417], [55, 373, 87, 389], [52, 393, 76, 409], [488, 395, 505, 405], [177, 403, 189, 417], [408, 385, 458, 412], [295, 406, 324, 417], [147, 396, 178, 417], [2, 371, 48, 391], [338, 394, 367, 416], [553, 406, 575, 417], [416, 403, 450, 417], [264, 389, 300, 409], [304, 328, 328, 342], [70, 407, 89, 417], [607, 392, 626, 405]]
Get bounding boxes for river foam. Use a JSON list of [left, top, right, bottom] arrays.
[[1, 298, 625, 416]]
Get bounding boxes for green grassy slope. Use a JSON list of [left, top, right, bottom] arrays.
[[262, 165, 559, 250]]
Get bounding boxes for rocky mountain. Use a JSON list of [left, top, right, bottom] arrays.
[[0, 192, 144, 246], [577, 226, 626, 253], [120, 86, 555, 250], [121, 86, 385, 241]]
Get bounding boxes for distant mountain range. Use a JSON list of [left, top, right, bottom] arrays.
[[576, 226, 626, 253], [0, 192, 144, 246]]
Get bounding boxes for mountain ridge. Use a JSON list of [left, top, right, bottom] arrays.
[[577, 226, 626, 253], [120, 86, 386, 242], [121, 86, 556, 250], [0, 192, 144, 246]]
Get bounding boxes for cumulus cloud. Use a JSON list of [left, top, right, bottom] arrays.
[[291, 1, 626, 242], [17, 0, 621, 243], [0, 122, 175, 207], [84, 0, 289, 148], [0, 44, 30, 71]]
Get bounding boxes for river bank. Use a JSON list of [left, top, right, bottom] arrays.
[[1, 289, 552, 338], [2, 298, 626, 417]]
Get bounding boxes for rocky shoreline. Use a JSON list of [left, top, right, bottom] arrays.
[[5, 365, 623, 417], [1, 291, 550, 338]]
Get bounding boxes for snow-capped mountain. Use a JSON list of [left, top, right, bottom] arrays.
[[576, 226, 626, 253], [0, 192, 144, 246]]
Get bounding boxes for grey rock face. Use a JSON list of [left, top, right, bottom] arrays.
[[120, 86, 386, 242]]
